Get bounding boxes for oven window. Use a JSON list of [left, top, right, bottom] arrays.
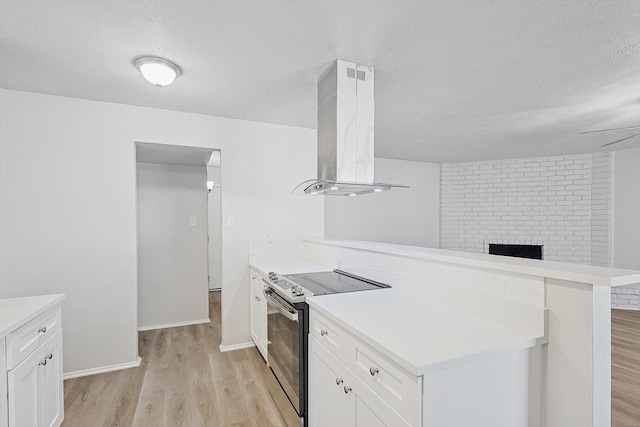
[[268, 304, 300, 399]]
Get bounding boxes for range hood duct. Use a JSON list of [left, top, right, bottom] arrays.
[[293, 59, 408, 196]]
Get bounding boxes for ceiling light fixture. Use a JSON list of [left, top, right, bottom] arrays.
[[133, 55, 182, 87]]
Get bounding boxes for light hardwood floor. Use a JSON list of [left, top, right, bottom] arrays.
[[612, 308, 640, 427], [62, 291, 286, 427]]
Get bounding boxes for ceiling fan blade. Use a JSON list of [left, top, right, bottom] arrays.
[[579, 125, 640, 134], [601, 133, 640, 147]]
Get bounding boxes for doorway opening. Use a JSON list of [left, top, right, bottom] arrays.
[[134, 142, 222, 334]]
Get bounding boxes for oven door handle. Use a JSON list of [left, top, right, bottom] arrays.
[[264, 288, 299, 322]]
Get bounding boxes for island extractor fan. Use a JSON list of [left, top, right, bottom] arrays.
[[579, 124, 640, 147]]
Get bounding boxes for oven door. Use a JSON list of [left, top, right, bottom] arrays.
[[264, 287, 303, 422]]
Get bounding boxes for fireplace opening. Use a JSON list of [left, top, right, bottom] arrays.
[[488, 244, 543, 260]]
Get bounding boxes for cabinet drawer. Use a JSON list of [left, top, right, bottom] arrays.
[[250, 269, 262, 289], [7, 307, 62, 370], [309, 310, 351, 361], [310, 310, 421, 426]]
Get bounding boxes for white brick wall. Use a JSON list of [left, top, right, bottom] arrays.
[[441, 154, 594, 263], [440, 152, 634, 309], [610, 288, 640, 310]]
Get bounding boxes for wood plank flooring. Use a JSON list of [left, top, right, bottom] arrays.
[[612, 308, 640, 427], [62, 291, 286, 427]]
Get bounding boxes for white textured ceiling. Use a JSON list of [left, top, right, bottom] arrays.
[[1, 0, 639, 162]]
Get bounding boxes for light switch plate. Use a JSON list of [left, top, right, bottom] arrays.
[[189, 217, 197, 227]]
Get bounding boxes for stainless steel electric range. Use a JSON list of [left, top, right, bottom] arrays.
[[262, 269, 391, 427]]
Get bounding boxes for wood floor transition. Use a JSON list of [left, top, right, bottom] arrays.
[[62, 291, 286, 427], [61, 293, 640, 426], [612, 308, 640, 426]]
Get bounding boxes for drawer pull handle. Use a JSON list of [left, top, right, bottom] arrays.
[[343, 385, 352, 394], [38, 326, 47, 334], [320, 329, 328, 336], [335, 378, 343, 385], [369, 367, 379, 376], [39, 359, 47, 366], [46, 353, 53, 360]]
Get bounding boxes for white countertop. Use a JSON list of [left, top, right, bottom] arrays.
[[307, 288, 545, 376], [0, 294, 65, 337], [307, 239, 640, 287], [250, 252, 546, 376]]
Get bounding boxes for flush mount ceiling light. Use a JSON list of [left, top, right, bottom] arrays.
[[133, 55, 182, 87]]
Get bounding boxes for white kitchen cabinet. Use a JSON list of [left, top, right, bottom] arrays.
[[8, 330, 63, 427], [309, 335, 412, 427], [249, 269, 267, 361], [308, 303, 537, 427], [1, 296, 64, 427]]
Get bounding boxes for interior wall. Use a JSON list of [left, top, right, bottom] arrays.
[[136, 162, 209, 329], [0, 89, 323, 374], [207, 165, 222, 290], [0, 88, 4, 297], [611, 147, 640, 310], [324, 158, 440, 248], [613, 147, 640, 270]]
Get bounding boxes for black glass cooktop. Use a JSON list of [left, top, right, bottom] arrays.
[[283, 269, 390, 296]]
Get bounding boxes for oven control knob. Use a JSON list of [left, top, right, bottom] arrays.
[[268, 272, 277, 280]]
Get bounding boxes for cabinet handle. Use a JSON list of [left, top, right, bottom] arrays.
[[47, 353, 53, 360], [335, 377, 343, 385], [320, 329, 328, 336], [343, 385, 352, 394], [39, 359, 47, 366], [38, 326, 47, 334], [369, 367, 379, 376]]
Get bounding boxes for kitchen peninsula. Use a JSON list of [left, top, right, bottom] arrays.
[[249, 238, 640, 427]]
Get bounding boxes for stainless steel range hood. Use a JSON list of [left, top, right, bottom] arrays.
[[293, 59, 408, 196]]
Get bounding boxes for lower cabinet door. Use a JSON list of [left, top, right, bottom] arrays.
[[258, 294, 268, 360], [40, 330, 63, 427], [249, 285, 260, 346], [309, 337, 351, 427], [7, 346, 39, 427], [249, 284, 268, 362]]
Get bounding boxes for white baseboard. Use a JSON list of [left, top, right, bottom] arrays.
[[138, 318, 211, 332], [219, 341, 255, 352], [63, 356, 142, 380]]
